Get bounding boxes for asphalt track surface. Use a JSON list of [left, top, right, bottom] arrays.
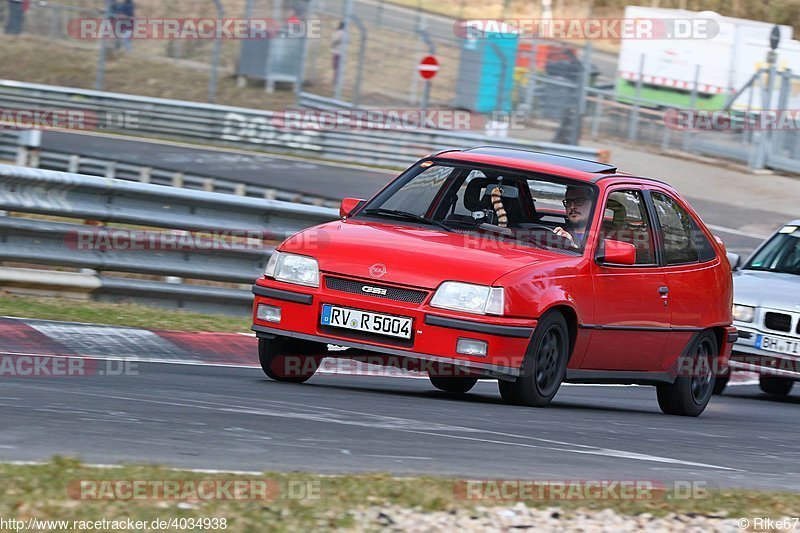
[[41, 131, 773, 255], [2, 361, 799, 491]]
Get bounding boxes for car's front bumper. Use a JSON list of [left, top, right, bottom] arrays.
[[729, 325, 800, 379], [251, 277, 536, 379]]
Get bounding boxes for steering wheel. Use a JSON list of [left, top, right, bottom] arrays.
[[517, 224, 576, 248]]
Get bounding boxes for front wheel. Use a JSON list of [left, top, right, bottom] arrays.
[[759, 376, 794, 396], [657, 331, 717, 416], [498, 312, 569, 407], [258, 337, 323, 383]]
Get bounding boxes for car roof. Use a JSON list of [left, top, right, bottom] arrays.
[[433, 146, 672, 187]]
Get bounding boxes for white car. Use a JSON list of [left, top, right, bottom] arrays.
[[717, 221, 800, 396]]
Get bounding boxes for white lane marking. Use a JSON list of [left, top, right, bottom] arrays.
[[706, 224, 768, 239], [26, 323, 185, 359], [363, 454, 433, 460], [42, 388, 738, 472], [0, 460, 264, 476]]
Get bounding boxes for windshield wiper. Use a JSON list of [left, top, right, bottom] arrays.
[[363, 208, 452, 232]]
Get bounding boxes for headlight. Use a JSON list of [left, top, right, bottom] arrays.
[[430, 282, 504, 316], [732, 304, 755, 323], [265, 252, 319, 287]]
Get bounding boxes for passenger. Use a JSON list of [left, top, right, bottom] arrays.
[[554, 186, 593, 248]]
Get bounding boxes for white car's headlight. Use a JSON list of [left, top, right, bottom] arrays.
[[430, 282, 504, 316], [732, 304, 755, 323], [265, 252, 319, 287]]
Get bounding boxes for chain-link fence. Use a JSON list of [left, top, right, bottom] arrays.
[[4, 0, 800, 173]]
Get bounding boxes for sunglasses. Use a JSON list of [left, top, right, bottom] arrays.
[[562, 198, 589, 207]]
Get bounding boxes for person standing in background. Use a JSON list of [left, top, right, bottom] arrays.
[[111, 0, 135, 53]]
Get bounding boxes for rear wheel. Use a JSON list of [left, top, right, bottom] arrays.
[[258, 337, 323, 383], [429, 375, 478, 393], [759, 376, 794, 396], [498, 312, 569, 407], [657, 331, 717, 416]]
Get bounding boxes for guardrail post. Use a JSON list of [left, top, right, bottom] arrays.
[[105, 161, 116, 179], [264, 189, 277, 200], [203, 178, 215, 192], [95, 0, 112, 91], [627, 54, 645, 141], [172, 172, 185, 188], [752, 62, 777, 170], [68, 155, 81, 174], [351, 16, 367, 108], [589, 93, 603, 140], [16, 130, 42, 168], [681, 64, 700, 153], [139, 167, 152, 183], [234, 183, 247, 196], [208, 0, 225, 103]]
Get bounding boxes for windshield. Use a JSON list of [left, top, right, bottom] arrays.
[[744, 229, 800, 275], [357, 162, 598, 254]]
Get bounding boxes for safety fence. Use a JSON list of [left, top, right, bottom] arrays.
[[0, 80, 609, 170], [0, 164, 339, 315]]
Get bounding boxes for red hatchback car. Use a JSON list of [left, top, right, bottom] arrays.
[[251, 147, 737, 416]]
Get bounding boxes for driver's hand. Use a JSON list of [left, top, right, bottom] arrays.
[[553, 227, 574, 241], [553, 227, 578, 248]]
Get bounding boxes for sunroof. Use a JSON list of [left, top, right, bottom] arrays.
[[461, 146, 617, 173]]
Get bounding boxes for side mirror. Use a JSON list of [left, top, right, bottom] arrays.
[[598, 239, 637, 266], [726, 252, 742, 271], [340, 197, 365, 218]]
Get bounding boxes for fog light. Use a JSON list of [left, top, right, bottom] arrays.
[[257, 304, 281, 323], [457, 338, 487, 357]]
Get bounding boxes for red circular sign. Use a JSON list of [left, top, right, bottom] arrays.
[[417, 55, 440, 80]]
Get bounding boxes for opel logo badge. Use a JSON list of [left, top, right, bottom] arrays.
[[369, 263, 387, 279]]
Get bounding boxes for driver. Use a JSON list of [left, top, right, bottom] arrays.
[[554, 186, 593, 248]]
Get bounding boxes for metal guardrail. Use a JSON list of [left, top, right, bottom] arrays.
[[0, 164, 339, 315], [0, 80, 608, 168]]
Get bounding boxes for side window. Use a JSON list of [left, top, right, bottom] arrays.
[[602, 190, 656, 265], [651, 192, 707, 265]]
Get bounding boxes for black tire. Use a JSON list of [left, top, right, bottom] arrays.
[[498, 312, 569, 407], [657, 331, 717, 416], [258, 336, 322, 383], [429, 375, 478, 393], [759, 376, 794, 396]]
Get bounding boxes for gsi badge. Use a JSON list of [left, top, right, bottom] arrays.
[[362, 285, 388, 296]]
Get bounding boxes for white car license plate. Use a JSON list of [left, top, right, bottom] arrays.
[[321, 305, 412, 339], [758, 335, 800, 356]]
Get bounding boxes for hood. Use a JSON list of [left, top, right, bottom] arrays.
[[282, 220, 566, 289], [733, 269, 800, 311]]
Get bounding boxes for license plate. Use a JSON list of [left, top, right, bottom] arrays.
[[321, 305, 412, 339], [758, 334, 800, 356]]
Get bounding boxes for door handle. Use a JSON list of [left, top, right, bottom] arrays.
[[658, 286, 669, 295]]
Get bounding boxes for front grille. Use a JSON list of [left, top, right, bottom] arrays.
[[325, 276, 428, 304], [765, 312, 792, 332]]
